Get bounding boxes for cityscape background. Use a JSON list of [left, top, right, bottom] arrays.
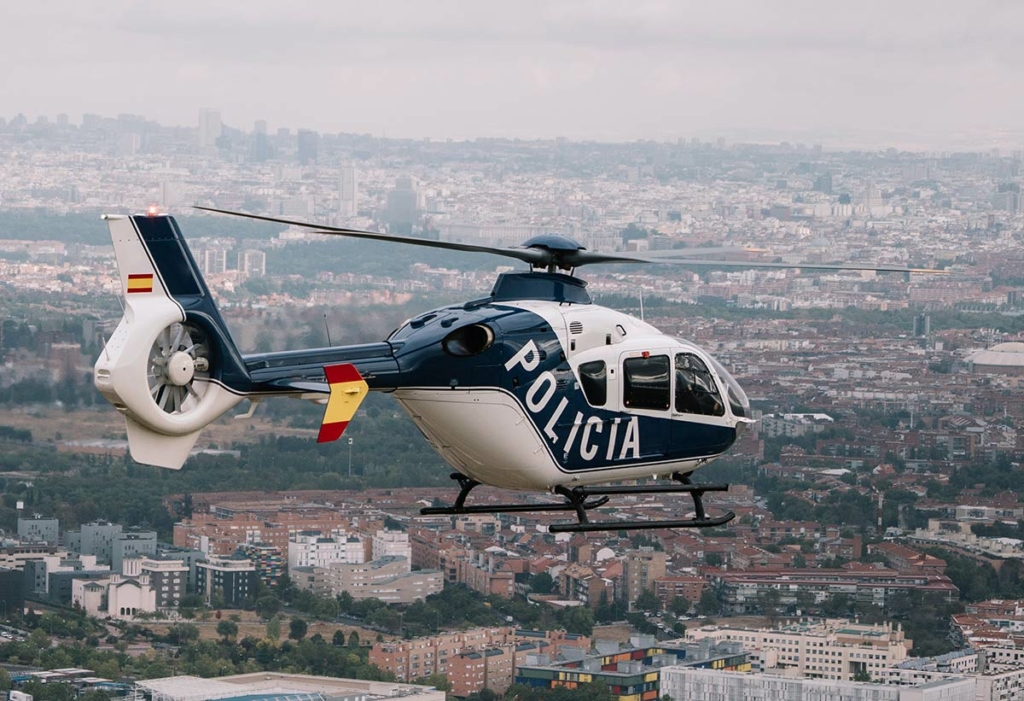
[[4, 4, 1024, 697]]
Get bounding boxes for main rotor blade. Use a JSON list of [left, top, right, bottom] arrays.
[[194, 206, 546, 266], [620, 257, 947, 274]]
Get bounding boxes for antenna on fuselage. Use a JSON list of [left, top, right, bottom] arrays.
[[639, 288, 645, 322], [323, 313, 333, 347]]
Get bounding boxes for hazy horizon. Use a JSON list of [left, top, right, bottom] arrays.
[[6, 0, 1024, 151]]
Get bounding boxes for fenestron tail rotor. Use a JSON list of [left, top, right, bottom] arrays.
[[147, 322, 211, 416]]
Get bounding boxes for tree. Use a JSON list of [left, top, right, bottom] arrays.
[[669, 596, 691, 616], [289, 617, 308, 641], [348, 630, 360, 648], [418, 673, 450, 691], [634, 589, 662, 613], [216, 620, 239, 642], [265, 617, 281, 641], [756, 588, 782, 626], [822, 593, 852, 617], [255, 594, 281, 620], [705, 552, 723, 567], [531, 572, 555, 594], [696, 588, 722, 616], [558, 606, 595, 636], [333, 630, 347, 646]]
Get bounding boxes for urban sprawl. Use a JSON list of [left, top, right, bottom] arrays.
[[1, 110, 1024, 701]]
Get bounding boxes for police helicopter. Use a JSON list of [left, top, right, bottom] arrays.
[[93, 207, 940, 532]]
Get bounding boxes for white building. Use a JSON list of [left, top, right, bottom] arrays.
[[372, 530, 411, 571], [661, 667, 975, 701], [686, 621, 910, 681], [288, 530, 364, 571], [107, 559, 157, 620], [237, 249, 266, 278], [134, 672, 445, 701], [198, 108, 221, 149], [70, 558, 157, 621], [339, 165, 358, 217]]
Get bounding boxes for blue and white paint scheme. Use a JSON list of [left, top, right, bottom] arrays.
[[98, 209, 930, 502]]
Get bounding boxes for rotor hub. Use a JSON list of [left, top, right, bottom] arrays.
[[165, 351, 195, 386]]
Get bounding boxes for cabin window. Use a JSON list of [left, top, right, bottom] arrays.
[[675, 353, 725, 416], [623, 355, 670, 410], [578, 360, 607, 406]]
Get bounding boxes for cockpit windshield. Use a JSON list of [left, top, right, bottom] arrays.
[[707, 355, 750, 418]]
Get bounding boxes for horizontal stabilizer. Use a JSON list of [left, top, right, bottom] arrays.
[[317, 364, 369, 443]]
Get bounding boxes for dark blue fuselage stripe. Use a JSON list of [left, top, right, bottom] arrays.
[[132, 216, 204, 297]]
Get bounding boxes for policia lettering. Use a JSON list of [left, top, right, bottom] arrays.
[[505, 340, 640, 463]]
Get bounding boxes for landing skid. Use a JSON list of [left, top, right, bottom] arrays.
[[419, 472, 735, 533], [420, 473, 611, 516]]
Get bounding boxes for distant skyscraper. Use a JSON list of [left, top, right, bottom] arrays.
[[251, 131, 271, 163], [254, 119, 267, 135], [913, 314, 931, 337], [993, 183, 1021, 213], [385, 177, 419, 234], [237, 249, 266, 277], [197, 247, 227, 275], [339, 165, 358, 217], [297, 129, 319, 165], [198, 108, 222, 149], [813, 172, 833, 195]]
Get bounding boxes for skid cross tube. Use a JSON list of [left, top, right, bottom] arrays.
[[549, 511, 736, 534], [417, 472, 735, 532], [419, 472, 609, 516], [546, 472, 735, 533]]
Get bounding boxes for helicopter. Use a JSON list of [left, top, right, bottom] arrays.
[[92, 207, 941, 532]]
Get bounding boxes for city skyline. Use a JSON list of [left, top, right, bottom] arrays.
[[5, 1, 1024, 150]]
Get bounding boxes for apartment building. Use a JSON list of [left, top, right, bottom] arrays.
[[516, 639, 747, 701], [660, 667, 975, 701], [653, 575, 704, 608], [287, 530, 364, 570], [370, 628, 590, 683], [622, 548, 666, 605], [715, 568, 958, 612], [174, 511, 352, 556], [317, 556, 442, 603], [139, 557, 188, 608], [686, 621, 911, 682], [196, 556, 257, 606], [236, 543, 285, 588]]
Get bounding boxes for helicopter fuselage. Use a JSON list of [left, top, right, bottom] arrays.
[[243, 271, 751, 491]]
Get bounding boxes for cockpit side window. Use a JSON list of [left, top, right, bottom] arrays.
[[623, 355, 670, 410], [578, 360, 607, 407], [675, 353, 725, 417]]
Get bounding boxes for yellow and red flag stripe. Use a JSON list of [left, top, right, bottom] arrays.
[[317, 363, 369, 443], [127, 273, 154, 294]]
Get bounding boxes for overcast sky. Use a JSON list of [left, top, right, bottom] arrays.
[[4, 1, 1024, 148]]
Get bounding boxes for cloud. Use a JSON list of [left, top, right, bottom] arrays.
[[2, 0, 1022, 145]]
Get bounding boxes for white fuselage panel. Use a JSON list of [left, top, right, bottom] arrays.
[[393, 388, 714, 491]]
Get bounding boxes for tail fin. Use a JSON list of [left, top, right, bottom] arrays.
[[94, 213, 250, 469]]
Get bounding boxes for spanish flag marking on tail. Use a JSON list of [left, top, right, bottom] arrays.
[[127, 273, 154, 293], [317, 363, 369, 443]]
